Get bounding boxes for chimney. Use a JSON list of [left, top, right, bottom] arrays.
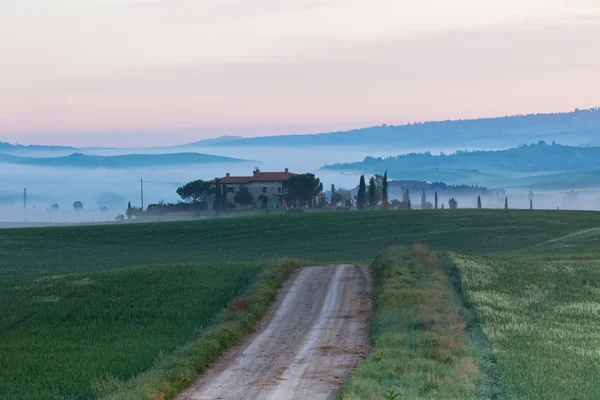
[[285, 168, 289, 173], [226, 173, 230, 177]]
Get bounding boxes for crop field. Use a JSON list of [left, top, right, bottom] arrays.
[[452, 253, 600, 399], [2, 210, 600, 399], [3, 210, 600, 281], [0, 263, 263, 399]]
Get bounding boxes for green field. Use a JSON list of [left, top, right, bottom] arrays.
[[2, 210, 600, 399], [3, 210, 600, 281]]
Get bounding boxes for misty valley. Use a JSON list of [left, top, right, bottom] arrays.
[[2, 109, 600, 225]]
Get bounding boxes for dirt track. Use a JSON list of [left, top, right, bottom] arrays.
[[178, 264, 373, 400]]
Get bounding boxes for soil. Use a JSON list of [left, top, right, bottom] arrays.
[[177, 264, 373, 400]]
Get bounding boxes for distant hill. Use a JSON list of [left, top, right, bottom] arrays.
[[4, 152, 250, 169], [0, 141, 75, 153], [493, 170, 600, 191], [207, 108, 600, 148], [181, 136, 244, 147], [323, 141, 600, 174]]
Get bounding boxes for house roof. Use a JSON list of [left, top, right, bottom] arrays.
[[209, 169, 296, 184]]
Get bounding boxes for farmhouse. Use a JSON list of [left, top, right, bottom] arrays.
[[209, 168, 296, 208]]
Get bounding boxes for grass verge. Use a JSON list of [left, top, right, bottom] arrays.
[[96, 257, 306, 400], [339, 245, 496, 399]]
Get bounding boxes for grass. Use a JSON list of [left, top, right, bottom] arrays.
[[339, 245, 497, 399], [0, 259, 303, 400], [451, 253, 600, 399], [4, 210, 600, 281], [3, 209, 600, 399]]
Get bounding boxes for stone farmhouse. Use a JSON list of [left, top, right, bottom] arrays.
[[209, 168, 297, 208]]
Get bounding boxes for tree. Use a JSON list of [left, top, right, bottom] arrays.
[[408, 199, 412, 210], [331, 191, 344, 205], [115, 214, 125, 222], [381, 171, 389, 208], [50, 203, 59, 211], [435, 192, 438, 209], [330, 184, 336, 205], [530, 199, 533, 210], [403, 189, 410, 203], [126, 201, 134, 219], [284, 173, 323, 208], [368, 177, 377, 209], [504, 196, 508, 210], [233, 186, 253, 208], [73, 201, 83, 211], [357, 175, 366, 210], [477, 196, 482, 209], [421, 190, 427, 209], [213, 178, 222, 213], [221, 185, 228, 212], [176, 180, 211, 204], [449, 198, 458, 209], [100, 206, 108, 213]]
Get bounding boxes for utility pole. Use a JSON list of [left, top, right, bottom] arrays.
[[23, 188, 27, 222], [140, 179, 144, 211]]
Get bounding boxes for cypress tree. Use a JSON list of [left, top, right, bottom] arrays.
[[504, 196, 508, 210], [213, 178, 222, 213], [530, 199, 533, 210], [421, 190, 427, 209], [331, 184, 335, 205], [382, 171, 388, 203], [477, 196, 482, 209], [357, 175, 366, 210], [435, 191, 438, 209], [408, 199, 412, 210], [368, 177, 376, 209]]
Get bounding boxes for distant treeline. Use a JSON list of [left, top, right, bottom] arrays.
[[325, 141, 600, 173], [0, 152, 249, 169], [207, 108, 600, 148]]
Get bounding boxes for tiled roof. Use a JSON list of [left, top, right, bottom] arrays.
[[209, 170, 296, 184], [216, 176, 253, 184], [249, 171, 296, 182]]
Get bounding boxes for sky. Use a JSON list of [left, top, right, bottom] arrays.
[[1, 0, 599, 147]]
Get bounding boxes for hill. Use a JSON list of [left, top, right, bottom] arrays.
[[205, 108, 600, 148], [0, 141, 76, 153], [181, 135, 244, 147], [3, 152, 250, 169], [323, 141, 600, 174]]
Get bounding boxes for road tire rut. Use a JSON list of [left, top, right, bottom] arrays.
[[178, 264, 373, 400]]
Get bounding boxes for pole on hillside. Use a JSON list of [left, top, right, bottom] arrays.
[[140, 179, 144, 211]]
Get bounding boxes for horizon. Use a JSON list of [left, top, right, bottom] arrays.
[[2, 1, 599, 147], [2, 105, 599, 148]]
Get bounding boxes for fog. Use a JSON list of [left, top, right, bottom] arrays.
[[1, 144, 599, 224]]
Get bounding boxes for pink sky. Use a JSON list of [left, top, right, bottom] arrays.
[[1, 1, 599, 147]]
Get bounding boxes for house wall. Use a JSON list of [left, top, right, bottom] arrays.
[[211, 182, 288, 208], [248, 182, 285, 207]]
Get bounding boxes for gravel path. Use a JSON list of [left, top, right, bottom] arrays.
[[177, 264, 373, 400]]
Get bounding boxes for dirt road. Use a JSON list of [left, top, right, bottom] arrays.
[[178, 264, 372, 400]]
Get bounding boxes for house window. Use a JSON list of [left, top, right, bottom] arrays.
[[228, 187, 235, 193], [262, 187, 267, 193], [278, 186, 282, 193]]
